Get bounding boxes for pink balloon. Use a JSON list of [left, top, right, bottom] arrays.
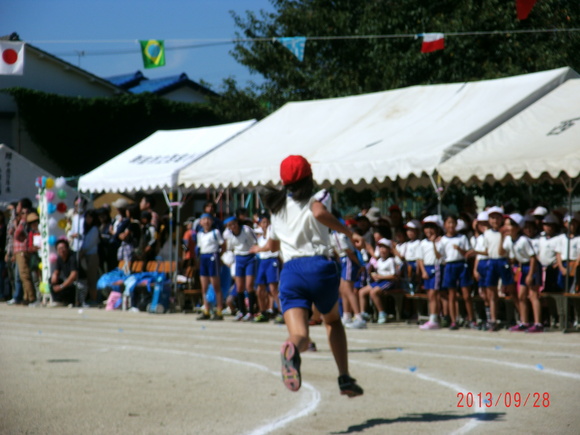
[[49, 252, 58, 263], [46, 190, 55, 201]]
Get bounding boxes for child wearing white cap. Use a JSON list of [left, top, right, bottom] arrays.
[[472, 212, 491, 327], [439, 215, 476, 330], [418, 216, 444, 330], [555, 213, 580, 292], [482, 206, 515, 331], [358, 238, 399, 324]]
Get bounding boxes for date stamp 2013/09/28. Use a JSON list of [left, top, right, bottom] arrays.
[[457, 392, 550, 408]]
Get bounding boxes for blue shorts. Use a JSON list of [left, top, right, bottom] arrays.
[[423, 265, 443, 290], [520, 263, 542, 286], [354, 267, 368, 289], [442, 261, 473, 289], [199, 253, 220, 277], [340, 256, 359, 282], [485, 258, 514, 286], [556, 261, 574, 290], [370, 280, 396, 291], [279, 256, 340, 315], [256, 257, 280, 285], [235, 254, 257, 278], [476, 259, 489, 287]]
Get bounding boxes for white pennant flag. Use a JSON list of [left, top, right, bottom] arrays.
[[0, 41, 25, 75]]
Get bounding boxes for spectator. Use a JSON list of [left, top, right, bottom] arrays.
[[4, 203, 20, 304], [80, 209, 100, 304], [12, 198, 36, 305], [97, 207, 115, 273], [135, 211, 157, 262], [26, 212, 42, 305], [555, 213, 580, 292], [50, 239, 78, 307], [139, 194, 159, 230], [0, 211, 7, 301], [67, 197, 86, 255]]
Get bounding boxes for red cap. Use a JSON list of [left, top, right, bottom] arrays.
[[280, 155, 312, 186]]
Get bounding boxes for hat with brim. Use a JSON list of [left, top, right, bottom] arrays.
[[26, 212, 39, 223], [377, 238, 392, 248], [487, 206, 504, 217]]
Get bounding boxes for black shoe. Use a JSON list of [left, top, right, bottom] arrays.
[[338, 374, 364, 398], [197, 312, 210, 320]]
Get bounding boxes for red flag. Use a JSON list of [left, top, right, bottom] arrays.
[[421, 33, 445, 53], [516, 0, 537, 20]]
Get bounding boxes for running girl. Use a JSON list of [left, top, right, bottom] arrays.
[[262, 155, 363, 397]]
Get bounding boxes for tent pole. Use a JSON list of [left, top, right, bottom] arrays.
[[428, 173, 443, 216], [174, 188, 182, 298]]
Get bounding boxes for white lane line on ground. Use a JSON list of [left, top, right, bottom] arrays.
[[351, 359, 485, 435], [1, 334, 321, 435], [380, 349, 580, 381]]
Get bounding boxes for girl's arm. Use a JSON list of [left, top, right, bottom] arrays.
[[526, 256, 537, 286], [311, 201, 362, 245]]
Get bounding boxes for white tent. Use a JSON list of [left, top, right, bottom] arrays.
[[78, 120, 256, 194], [0, 144, 75, 207], [437, 79, 580, 184], [177, 68, 577, 190]]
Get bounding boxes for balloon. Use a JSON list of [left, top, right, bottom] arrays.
[[39, 282, 49, 294], [56, 202, 67, 213], [35, 177, 42, 188], [49, 252, 58, 263], [55, 177, 67, 189], [47, 203, 57, 214], [57, 189, 67, 199], [38, 262, 43, 270], [58, 219, 68, 229], [45, 190, 55, 201], [41, 176, 47, 188], [46, 178, 55, 189], [48, 217, 57, 229], [48, 235, 57, 246]]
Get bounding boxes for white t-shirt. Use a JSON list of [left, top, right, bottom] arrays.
[[483, 229, 509, 259], [439, 234, 471, 263], [397, 239, 422, 262], [512, 235, 537, 264], [554, 234, 580, 261], [537, 234, 559, 266], [472, 234, 488, 260], [376, 256, 397, 277], [419, 239, 442, 266], [225, 225, 257, 255], [197, 229, 224, 254], [257, 226, 279, 259], [270, 189, 332, 263], [332, 231, 354, 258]]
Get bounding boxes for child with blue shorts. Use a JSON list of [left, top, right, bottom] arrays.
[[196, 214, 225, 321], [472, 212, 491, 327], [261, 155, 363, 397], [224, 216, 258, 321], [418, 215, 444, 330], [440, 215, 476, 330], [482, 206, 515, 331]]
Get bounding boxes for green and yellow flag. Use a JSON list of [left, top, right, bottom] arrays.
[[140, 40, 165, 69]]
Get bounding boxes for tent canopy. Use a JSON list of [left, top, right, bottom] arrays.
[[177, 67, 577, 190], [78, 120, 256, 194], [437, 79, 580, 185]]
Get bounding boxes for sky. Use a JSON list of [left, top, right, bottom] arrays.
[[1, 0, 275, 90]]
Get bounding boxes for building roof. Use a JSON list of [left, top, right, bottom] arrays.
[[1, 32, 126, 95], [107, 71, 217, 97]]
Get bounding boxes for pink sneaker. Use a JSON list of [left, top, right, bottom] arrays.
[[509, 323, 529, 332], [419, 321, 440, 330], [526, 324, 544, 333], [280, 341, 301, 392]]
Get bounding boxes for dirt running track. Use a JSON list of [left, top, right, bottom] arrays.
[[0, 305, 578, 435]]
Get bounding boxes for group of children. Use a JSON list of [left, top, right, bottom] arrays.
[[187, 200, 580, 334]]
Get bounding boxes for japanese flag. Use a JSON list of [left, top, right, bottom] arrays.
[[0, 41, 25, 75]]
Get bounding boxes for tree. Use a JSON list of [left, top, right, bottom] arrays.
[[225, 0, 580, 114]]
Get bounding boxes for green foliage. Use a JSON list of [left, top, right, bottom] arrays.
[[228, 0, 580, 113], [5, 88, 224, 176]]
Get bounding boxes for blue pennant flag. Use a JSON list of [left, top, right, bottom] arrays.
[[277, 36, 307, 62]]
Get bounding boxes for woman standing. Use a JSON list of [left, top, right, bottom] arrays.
[[257, 155, 363, 397]]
